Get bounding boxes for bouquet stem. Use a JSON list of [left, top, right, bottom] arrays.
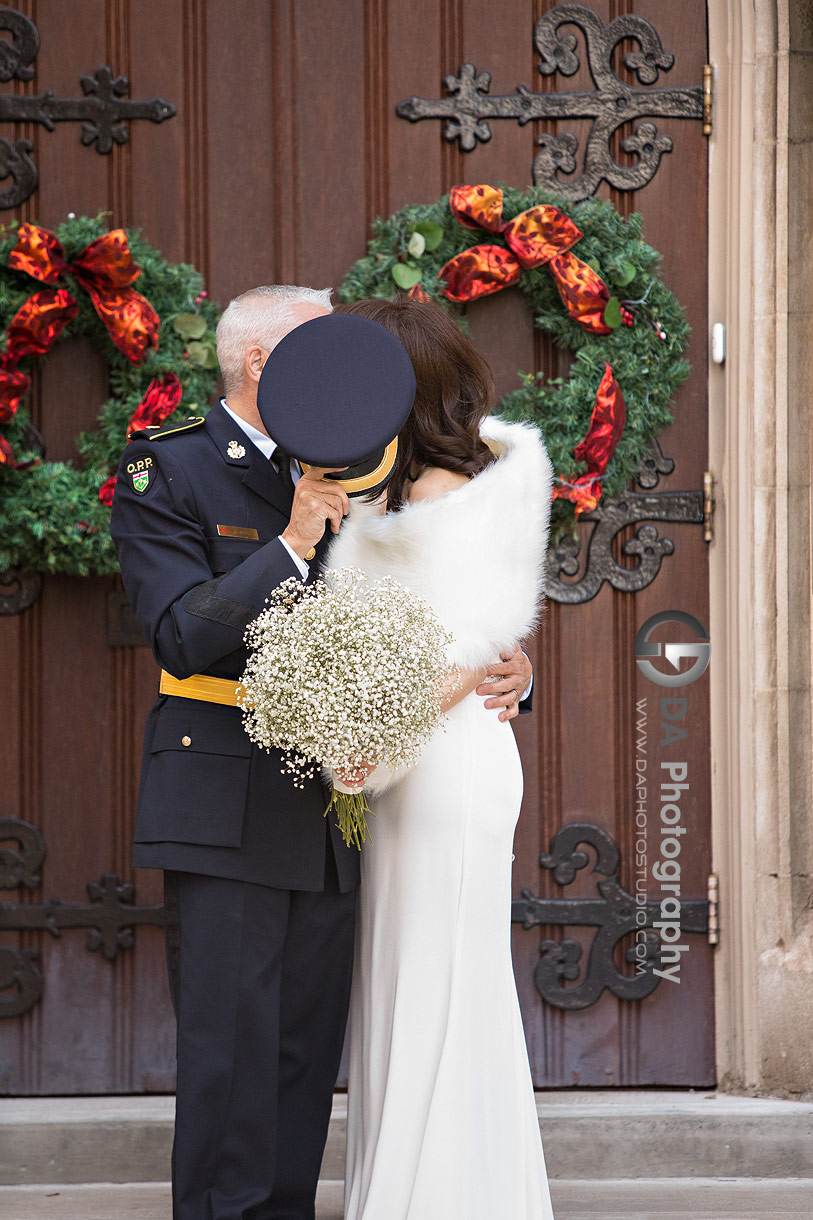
[[325, 786, 375, 850]]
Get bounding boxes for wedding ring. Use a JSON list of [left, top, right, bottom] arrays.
[[511, 688, 520, 705]]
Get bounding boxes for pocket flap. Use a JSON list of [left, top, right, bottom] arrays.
[[151, 698, 253, 757], [206, 536, 266, 574]]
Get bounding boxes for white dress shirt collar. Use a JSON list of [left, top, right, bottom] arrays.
[[221, 399, 278, 460]]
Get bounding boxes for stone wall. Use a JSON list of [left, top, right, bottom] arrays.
[[709, 0, 813, 1098]]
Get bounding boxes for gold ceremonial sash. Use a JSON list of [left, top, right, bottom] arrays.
[[159, 669, 247, 707]]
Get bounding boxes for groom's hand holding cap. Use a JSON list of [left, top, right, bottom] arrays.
[[283, 464, 350, 560], [257, 313, 416, 520]]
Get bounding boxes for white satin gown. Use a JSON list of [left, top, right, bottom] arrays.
[[343, 684, 556, 1220]]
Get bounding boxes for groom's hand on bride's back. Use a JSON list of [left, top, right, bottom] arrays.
[[282, 466, 349, 560], [476, 645, 533, 722]]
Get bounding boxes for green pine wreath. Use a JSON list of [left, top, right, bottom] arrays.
[[0, 214, 220, 577], [0, 194, 690, 579], [339, 185, 691, 541]]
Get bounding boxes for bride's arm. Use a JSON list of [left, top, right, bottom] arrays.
[[439, 664, 488, 713]]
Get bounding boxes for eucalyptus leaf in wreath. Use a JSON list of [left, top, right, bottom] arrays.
[[186, 339, 219, 369], [173, 311, 208, 340], [413, 220, 444, 252], [391, 263, 422, 290], [603, 297, 623, 328]]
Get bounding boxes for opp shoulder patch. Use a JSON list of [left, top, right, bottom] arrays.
[[146, 416, 206, 442]]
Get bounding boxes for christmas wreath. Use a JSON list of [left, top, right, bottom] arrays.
[[0, 214, 219, 577], [339, 184, 690, 540], [1, 192, 690, 580]]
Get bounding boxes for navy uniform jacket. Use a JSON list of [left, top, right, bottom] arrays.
[[110, 400, 360, 893]]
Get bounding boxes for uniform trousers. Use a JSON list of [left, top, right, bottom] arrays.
[[164, 846, 356, 1220]]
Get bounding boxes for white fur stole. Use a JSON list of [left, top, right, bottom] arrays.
[[322, 416, 553, 794], [324, 415, 554, 668]]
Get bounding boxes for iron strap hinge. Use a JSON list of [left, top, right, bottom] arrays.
[[703, 64, 713, 137], [707, 872, 720, 945]]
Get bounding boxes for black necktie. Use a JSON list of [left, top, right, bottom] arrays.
[[274, 447, 295, 496]]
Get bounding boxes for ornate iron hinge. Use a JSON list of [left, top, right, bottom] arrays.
[[396, 5, 705, 200], [546, 439, 706, 604], [0, 6, 175, 209], [0, 818, 163, 1018], [512, 821, 710, 1010]]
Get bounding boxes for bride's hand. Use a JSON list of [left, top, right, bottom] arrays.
[[334, 760, 377, 790]]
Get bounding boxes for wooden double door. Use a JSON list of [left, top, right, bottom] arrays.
[[0, 0, 713, 1093]]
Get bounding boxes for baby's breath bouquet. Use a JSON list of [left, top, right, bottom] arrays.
[[238, 568, 457, 849]]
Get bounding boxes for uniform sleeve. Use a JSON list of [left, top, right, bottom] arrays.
[[110, 437, 302, 679], [520, 658, 532, 712]]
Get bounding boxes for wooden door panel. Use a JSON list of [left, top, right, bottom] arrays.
[[0, 0, 712, 1093]]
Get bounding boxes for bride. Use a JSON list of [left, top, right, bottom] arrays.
[[326, 295, 556, 1220]]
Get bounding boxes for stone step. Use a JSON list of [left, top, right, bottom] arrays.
[[1, 1091, 812, 1187], [2, 1179, 813, 1220]]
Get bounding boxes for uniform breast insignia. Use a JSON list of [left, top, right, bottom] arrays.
[[227, 440, 247, 460], [217, 525, 259, 539], [146, 416, 206, 442], [126, 455, 154, 495]]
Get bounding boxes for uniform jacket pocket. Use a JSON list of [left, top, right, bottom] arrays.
[[206, 536, 267, 576], [136, 699, 253, 847]]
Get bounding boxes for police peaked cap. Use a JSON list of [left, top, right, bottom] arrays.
[[257, 312, 416, 498]]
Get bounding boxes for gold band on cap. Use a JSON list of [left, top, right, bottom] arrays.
[[300, 437, 398, 495]]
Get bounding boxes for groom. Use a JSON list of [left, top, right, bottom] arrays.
[[111, 284, 533, 1220]]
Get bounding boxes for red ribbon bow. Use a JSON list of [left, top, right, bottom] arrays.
[[0, 224, 160, 430], [98, 473, 117, 506], [0, 288, 79, 424], [552, 364, 626, 515], [8, 224, 160, 362], [126, 372, 183, 441], [439, 185, 611, 334]]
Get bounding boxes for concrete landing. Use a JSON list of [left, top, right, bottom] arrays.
[[1, 1179, 813, 1220], [1, 1091, 812, 1186]]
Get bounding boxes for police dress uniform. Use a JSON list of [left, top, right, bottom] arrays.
[[112, 396, 365, 1220], [111, 314, 420, 1220]]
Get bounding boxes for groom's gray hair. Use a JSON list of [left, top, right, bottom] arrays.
[[216, 284, 333, 393]]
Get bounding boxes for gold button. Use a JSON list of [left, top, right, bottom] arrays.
[[182, 736, 192, 747], [305, 547, 316, 561]]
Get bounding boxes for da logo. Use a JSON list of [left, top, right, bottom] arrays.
[[634, 610, 710, 687]]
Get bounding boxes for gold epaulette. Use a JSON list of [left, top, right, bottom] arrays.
[[145, 416, 206, 441]]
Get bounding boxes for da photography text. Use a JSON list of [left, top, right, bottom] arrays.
[[632, 611, 711, 984]]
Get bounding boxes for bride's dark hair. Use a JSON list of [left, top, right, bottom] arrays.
[[333, 295, 496, 510]]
